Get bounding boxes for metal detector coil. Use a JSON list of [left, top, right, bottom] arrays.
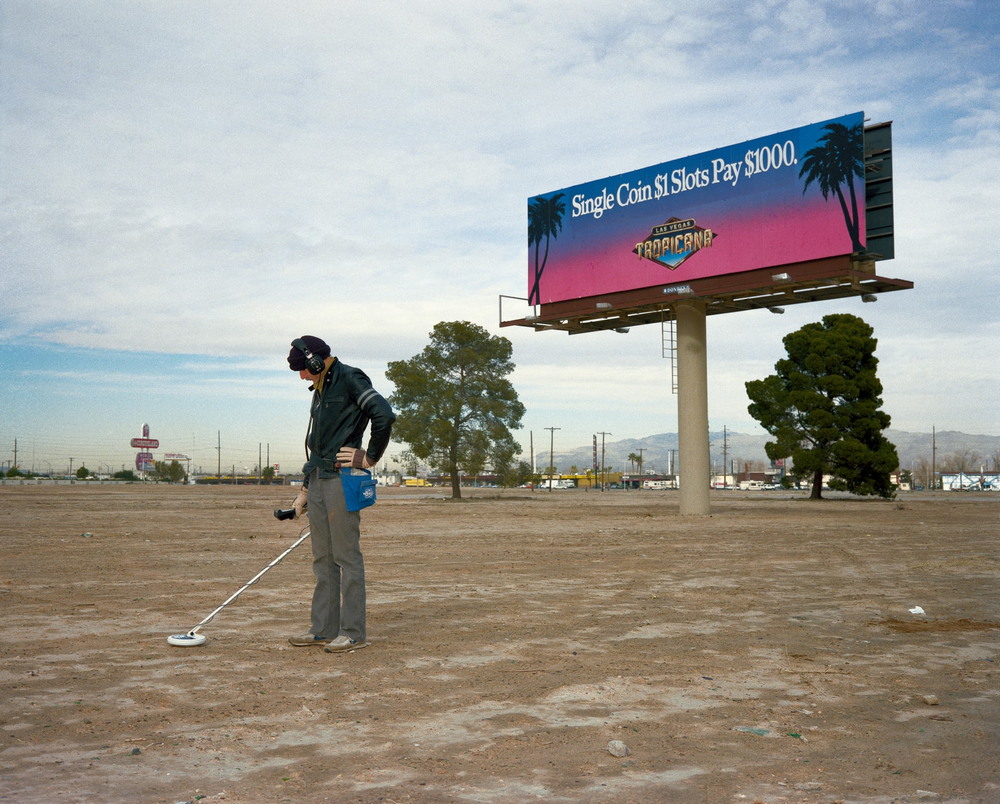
[[167, 518, 311, 647], [167, 632, 207, 647]]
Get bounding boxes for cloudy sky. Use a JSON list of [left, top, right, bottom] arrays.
[[2, 0, 997, 476]]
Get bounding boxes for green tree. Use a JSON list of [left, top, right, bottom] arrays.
[[497, 460, 539, 489], [76, 465, 91, 479], [745, 314, 898, 499], [113, 469, 139, 482], [395, 450, 420, 477], [386, 321, 525, 500], [153, 460, 187, 484]]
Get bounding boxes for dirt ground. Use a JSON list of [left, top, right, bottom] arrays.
[[1, 483, 998, 804]]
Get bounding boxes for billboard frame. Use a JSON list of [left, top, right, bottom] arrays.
[[501, 255, 911, 335]]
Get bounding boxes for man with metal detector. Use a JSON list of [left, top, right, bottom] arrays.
[[285, 336, 396, 653]]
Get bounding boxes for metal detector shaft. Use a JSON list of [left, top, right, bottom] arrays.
[[185, 529, 311, 636]]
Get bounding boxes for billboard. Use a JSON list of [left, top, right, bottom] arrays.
[[528, 112, 867, 306]]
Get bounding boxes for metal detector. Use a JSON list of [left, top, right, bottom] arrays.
[[167, 508, 307, 647]]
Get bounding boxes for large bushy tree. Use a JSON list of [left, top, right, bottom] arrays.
[[153, 460, 187, 484], [386, 321, 525, 499], [745, 313, 898, 499]]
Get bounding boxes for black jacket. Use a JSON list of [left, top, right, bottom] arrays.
[[301, 358, 396, 485]]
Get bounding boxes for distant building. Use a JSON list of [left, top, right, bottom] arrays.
[[941, 472, 1000, 491]]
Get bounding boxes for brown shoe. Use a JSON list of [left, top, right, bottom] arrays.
[[288, 634, 330, 646]]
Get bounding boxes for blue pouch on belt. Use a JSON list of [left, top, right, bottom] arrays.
[[341, 468, 377, 512]]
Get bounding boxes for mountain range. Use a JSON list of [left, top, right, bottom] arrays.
[[535, 430, 1000, 475]]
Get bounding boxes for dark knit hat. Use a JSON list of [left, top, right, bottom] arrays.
[[287, 335, 331, 371]]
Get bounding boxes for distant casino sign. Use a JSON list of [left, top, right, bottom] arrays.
[[131, 422, 159, 449], [130, 437, 159, 448]]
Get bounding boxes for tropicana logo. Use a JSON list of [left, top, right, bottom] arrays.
[[633, 217, 716, 270]]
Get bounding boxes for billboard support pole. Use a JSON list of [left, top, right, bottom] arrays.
[[676, 300, 711, 515]]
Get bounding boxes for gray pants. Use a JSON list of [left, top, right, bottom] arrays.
[[306, 471, 365, 641]]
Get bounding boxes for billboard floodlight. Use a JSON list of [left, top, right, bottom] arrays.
[[613, 327, 630, 334], [771, 272, 792, 282], [768, 307, 785, 314], [596, 302, 613, 309], [861, 293, 878, 303]]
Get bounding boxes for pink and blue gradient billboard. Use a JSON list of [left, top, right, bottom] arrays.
[[528, 112, 866, 305]]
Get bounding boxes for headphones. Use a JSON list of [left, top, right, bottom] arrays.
[[291, 338, 327, 375]]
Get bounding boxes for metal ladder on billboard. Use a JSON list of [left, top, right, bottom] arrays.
[[661, 315, 678, 394]]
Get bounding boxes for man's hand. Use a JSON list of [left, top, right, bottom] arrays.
[[336, 446, 373, 469], [292, 488, 308, 519]]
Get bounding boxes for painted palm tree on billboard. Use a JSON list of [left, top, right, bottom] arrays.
[[799, 121, 865, 253], [528, 192, 565, 305]]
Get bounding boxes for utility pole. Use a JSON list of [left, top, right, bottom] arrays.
[[597, 432, 612, 490], [529, 431, 535, 492], [216, 431, 221, 479], [722, 426, 728, 488], [931, 425, 937, 491], [544, 427, 560, 491], [12, 438, 17, 473]]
